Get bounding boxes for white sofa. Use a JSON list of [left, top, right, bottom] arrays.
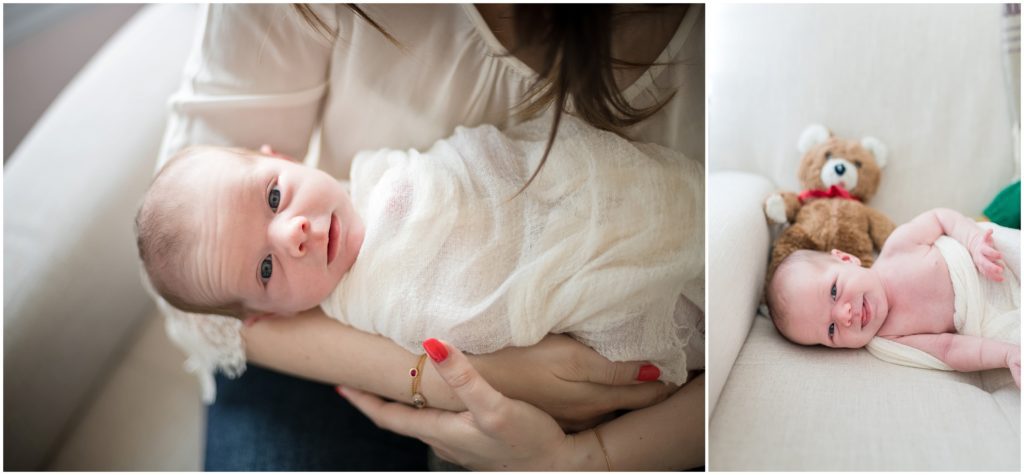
[[708, 4, 1020, 470], [4, 5, 203, 470]]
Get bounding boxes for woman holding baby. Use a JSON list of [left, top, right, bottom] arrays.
[[154, 4, 703, 470]]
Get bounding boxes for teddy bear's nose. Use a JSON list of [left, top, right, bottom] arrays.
[[834, 163, 846, 175]]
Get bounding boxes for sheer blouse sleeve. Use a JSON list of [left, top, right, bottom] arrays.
[[158, 3, 335, 165]]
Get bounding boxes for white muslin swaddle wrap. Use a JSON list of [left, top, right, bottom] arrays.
[[866, 223, 1021, 370], [319, 115, 704, 384]]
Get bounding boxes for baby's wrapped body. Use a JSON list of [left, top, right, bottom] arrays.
[[320, 116, 704, 384], [867, 223, 1020, 369]]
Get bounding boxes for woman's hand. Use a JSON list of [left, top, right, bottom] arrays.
[[344, 339, 705, 470], [244, 308, 670, 428], [461, 334, 674, 431], [341, 339, 593, 470]]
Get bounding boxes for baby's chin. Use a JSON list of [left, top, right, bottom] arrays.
[[265, 278, 346, 316], [312, 272, 347, 306], [840, 332, 879, 349]]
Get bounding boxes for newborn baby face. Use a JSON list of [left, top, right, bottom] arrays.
[[773, 250, 889, 348], [180, 149, 364, 315]]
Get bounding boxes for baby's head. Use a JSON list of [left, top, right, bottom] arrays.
[[136, 146, 364, 318], [765, 249, 888, 348]]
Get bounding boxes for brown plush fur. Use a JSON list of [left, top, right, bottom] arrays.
[[766, 131, 896, 280]]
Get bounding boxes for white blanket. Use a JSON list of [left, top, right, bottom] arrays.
[[866, 223, 1021, 370], [319, 115, 704, 384]]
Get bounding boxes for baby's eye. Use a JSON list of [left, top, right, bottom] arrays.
[[260, 255, 273, 284], [268, 184, 281, 212], [830, 283, 837, 301], [828, 322, 836, 339]]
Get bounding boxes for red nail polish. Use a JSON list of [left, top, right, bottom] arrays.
[[637, 364, 660, 382], [423, 338, 449, 363], [335, 386, 346, 397]]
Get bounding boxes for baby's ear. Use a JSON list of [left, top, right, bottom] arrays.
[[259, 144, 298, 162], [830, 249, 861, 266]]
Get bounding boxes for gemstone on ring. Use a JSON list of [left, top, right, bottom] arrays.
[[409, 368, 418, 377]]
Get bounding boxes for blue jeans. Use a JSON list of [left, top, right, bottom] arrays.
[[204, 364, 429, 470]]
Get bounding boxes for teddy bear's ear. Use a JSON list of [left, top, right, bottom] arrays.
[[860, 136, 887, 168], [798, 124, 831, 154]]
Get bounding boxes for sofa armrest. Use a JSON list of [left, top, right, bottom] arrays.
[[707, 171, 776, 416], [3, 5, 197, 469]]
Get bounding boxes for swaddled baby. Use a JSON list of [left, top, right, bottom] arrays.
[[766, 208, 1021, 386], [136, 115, 704, 385]]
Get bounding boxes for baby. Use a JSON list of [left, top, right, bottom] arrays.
[[766, 208, 1021, 386], [136, 145, 366, 318], [137, 116, 705, 385]]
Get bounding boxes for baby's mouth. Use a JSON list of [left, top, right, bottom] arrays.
[[327, 213, 340, 266], [861, 298, 871, 328]]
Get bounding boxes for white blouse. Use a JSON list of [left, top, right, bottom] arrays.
[[155, 4, 704, 401]]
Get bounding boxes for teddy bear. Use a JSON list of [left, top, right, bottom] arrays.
[[764, 124, 896, 278]]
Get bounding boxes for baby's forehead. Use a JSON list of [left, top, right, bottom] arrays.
[[783, 252, 833, 275], [182, 148, 256, 174], [772, 256, 827, 308], [164, 150, 264, 195]]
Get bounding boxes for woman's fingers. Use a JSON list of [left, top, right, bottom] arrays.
[[580, 352, 663, 385], [604, 380, 676, 411], [341, 386, 447, 441], [339, 386, 410, 433], [568, 339, 667, 386], [424, 338, 507, 418]]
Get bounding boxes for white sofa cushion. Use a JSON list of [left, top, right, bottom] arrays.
[[710, 317, 1020, 470], [3, 5, 197, 469], [707, 171, 775, 416]]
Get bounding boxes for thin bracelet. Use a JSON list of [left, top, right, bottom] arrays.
[[593, 427, 612, 471], [410, 354, 428, 408]]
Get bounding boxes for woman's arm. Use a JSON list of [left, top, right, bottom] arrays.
[[343, 339, 704, 470], [243, 308, 672, 425], [566, 373, 704, 470]]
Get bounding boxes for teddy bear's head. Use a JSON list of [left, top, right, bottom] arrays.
[[796, 124, 887, 202]]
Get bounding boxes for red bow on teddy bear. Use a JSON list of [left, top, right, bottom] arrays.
[[798, 184, 861, 204]]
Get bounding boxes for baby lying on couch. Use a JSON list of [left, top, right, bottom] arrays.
[[766, 208, 1021, 386], [135, 115, 705, 386]]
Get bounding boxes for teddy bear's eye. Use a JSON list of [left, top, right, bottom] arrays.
[[853, 160, 862, 168], [824, 151, 832, 159]]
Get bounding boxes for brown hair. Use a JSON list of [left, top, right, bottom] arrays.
[[506, 5, 679, 194], [135, 146, 257, 318], [293, 4, 682, 196]]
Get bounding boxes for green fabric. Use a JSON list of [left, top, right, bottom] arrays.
[[983, 180, 1021, 229]]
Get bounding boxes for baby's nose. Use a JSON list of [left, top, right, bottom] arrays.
[[275, 216, 310, 258], [834, 163, 846, 176], [834, 302, 853, 327]]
